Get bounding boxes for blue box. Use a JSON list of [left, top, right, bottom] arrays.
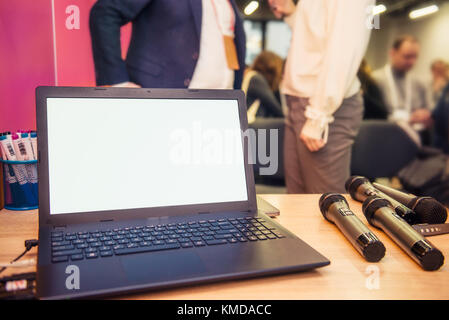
[[1, 159, 38, 210]]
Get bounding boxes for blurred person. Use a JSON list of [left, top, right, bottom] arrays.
[[432, 83, 449, 153], [242, 51, 284, 123], [253, 51, 284, 104], [358, 59, 388, 120], [269, 0, 374, 193], [372, 36, 433, 130], [89, 0, 245, 89], [430, 59, 449, 104]]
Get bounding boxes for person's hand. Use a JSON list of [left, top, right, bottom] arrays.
[[410, 108, 433, 128], [268, 0, 296, 19], [112, 81, 142, 88], [299, 132, 325, 152], [300, 117, 327, 152]]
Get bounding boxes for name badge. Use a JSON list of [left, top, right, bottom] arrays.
[[223, 35, 239, 70]]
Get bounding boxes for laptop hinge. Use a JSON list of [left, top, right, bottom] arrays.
[[198, 211, 210, 215], [100, 219, 114, 222]]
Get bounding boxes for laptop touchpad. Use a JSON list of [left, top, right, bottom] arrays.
[[120, 251, 207, 284]]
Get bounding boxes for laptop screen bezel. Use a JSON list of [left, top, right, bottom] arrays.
[[36, 86, 257, 226]]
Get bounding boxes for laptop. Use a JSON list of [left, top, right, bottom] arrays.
[[35, 86, 329, 299]]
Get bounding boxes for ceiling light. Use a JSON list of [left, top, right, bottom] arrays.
[[373, 4, 387, 15], [244, 1, 259, 16], [409, 4, 439, 19]]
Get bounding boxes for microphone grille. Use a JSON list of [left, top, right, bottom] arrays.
[[362, 196, 390, 223], [345, 176, 357, 192], [319, 193, 347, 219], [345, 176, 370, 199], [410, 198, 448, 224]]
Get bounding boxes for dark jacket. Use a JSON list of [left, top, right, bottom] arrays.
[[89, 0, 246, 89], [433, 83, 449, 153], [246, 73, 284, 118], [358, 71, 388, 120]]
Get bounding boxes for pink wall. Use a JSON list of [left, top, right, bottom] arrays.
[[0, 0, 131, 132], [0, 1, 55, 132]]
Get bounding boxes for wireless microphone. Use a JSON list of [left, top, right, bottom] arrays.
[[345, 176, 418, 224], [319, 193, 385, 262], [362, 196, 444, 271], [373, 182, 447, 224]]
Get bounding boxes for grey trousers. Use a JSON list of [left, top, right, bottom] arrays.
[[284, 93, 363, 194]]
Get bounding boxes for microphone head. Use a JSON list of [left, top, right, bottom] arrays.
[[408, 197, 448, 224], [345, 176, 370, 200], [362, 196, 391, 224], [319, 193, 348, 221]]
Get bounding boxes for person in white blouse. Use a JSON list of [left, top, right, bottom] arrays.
[[269, 0, 374, 193]]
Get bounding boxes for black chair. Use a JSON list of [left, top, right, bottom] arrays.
[[248, 118, 286, 191], [351, 120, 419, 180]]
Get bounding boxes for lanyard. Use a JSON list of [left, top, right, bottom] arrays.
[[210, 0, 235, 34], [385, 64, 412, 112]]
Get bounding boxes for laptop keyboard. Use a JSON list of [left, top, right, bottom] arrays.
[[50, 217, 286, 263]]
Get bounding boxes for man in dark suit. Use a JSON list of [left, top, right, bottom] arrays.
[[89, 0, 246, 89]]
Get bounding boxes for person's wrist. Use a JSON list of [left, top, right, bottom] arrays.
[[301, 118, 324, 140]]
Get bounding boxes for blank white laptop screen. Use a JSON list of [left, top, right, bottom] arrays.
[[46, 98, 248, 215]]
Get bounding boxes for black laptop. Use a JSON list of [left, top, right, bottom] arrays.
[[35, 86, 329, 299]]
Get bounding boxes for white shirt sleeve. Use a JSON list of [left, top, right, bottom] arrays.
[[302, 0, 374, 140]]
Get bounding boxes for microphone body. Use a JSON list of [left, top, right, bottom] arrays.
[[363, 196, 444, 271], [373, 182, 448, 224], [319, 193, 385, 262], [346, 176, 418, 224]]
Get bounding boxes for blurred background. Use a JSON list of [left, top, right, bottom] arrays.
[[1, 0, 449, 200], [239, 0, 449, 77], [0, 0, 448, 130]]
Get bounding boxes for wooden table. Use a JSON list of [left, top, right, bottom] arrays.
[[1, 194, 448, 300]]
